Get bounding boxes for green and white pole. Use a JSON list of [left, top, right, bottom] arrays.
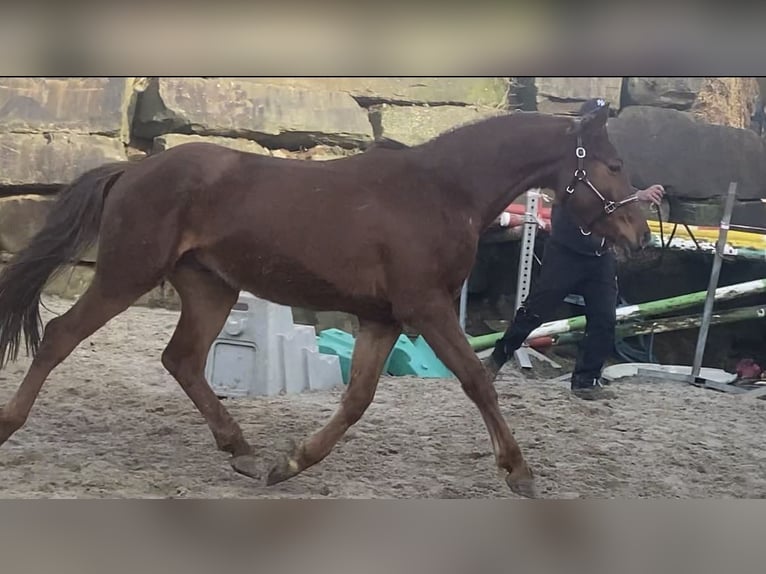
[[468, 277, 766, 351], [553, 304, 766, 346]]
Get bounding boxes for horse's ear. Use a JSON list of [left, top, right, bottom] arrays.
[[567, 102, 610, 136]]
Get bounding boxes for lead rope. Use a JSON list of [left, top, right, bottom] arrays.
[[656, 199, 665, 265], [652, 196, 680, 269]]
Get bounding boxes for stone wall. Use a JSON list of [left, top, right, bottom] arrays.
[[0, 76, 764, 327], [0, 77, 520, 325]]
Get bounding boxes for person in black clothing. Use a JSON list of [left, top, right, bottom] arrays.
[[485, 98, 665, 400]]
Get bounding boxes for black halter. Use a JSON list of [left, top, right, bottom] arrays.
[[565, 135, 639, 233]]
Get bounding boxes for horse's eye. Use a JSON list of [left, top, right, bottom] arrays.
[[607, 160, 622, 173]]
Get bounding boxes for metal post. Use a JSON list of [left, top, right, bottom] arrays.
[[515, 190, 540, 311], [690, 182, 738, 383], [459, 279, 468, 333], [514, 190, 540, 369]]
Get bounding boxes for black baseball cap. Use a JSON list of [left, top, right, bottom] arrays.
[[578, 98, 607, 116]]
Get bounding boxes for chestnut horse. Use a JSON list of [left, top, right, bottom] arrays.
[[0, 103, 649, 497]]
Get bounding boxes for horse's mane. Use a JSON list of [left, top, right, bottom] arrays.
[[367, 137, 411, 150], [366, 110, 573, 152], [433, 110, 572, 142]]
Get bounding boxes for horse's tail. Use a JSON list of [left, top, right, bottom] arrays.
[[0, 161, 131, 369]]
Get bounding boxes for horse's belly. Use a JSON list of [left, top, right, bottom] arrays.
[[195, 246, 392, 320]]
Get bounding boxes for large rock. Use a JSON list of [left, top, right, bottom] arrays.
[[153, 134, 359, 162], [291, 308, 360, 336], [133, 78, 373, 148], [690, 77, 761, 129], [0, 260, 182, 309], [535, 77, 622, 115], [0, 132, 126, 187], [13, 262, 181, 309], [0, 195, 54, 253], [0, 194, 99, 263], [0, 77, 137, 142], [625, 77, 760, 129], [270, 145, 360, 161], [152, 133, 271, 155], [372, 104, 506, 146], [608, 106, 766, 201], [41, 264, 96, 301], [624, 77, 705, 109], [248, 77, 511, 107]]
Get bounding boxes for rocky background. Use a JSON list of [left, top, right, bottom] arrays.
[[0, 77, 765, 358]]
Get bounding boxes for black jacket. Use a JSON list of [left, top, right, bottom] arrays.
[[548, 203, 607, 257]]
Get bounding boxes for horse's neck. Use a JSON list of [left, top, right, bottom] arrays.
[[419, 117, 569, 231]]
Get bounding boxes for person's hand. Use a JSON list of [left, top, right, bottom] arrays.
[[635, 184, 665, 206]]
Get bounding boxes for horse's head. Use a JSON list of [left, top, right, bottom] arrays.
[[555, 102, 651, 253]]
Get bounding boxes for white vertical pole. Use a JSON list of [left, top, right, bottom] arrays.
[[459, 279, 468, 333], [515, 190, 540, 311]]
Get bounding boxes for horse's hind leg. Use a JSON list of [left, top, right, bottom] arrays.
[[257, 318, 401, 486], [0, 277, 149, 446], [162, 263, 253, 461]]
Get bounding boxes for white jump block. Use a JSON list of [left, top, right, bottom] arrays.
[[206, 341, 259, 398], [305, 350, 344, 391], [205, 292, 344, 398]]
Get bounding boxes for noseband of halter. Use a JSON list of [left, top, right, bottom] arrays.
[[565, 134, 639, 234]]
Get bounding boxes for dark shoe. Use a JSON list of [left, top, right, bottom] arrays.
[[571, 379, 615, 401]]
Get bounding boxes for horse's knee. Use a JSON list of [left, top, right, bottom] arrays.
[[161, 347, 182, 378], [33, 316, 72, 364], [42, 315, 63, 338]]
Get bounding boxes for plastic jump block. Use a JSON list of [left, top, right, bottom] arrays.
[[317, 329, 452, 381], [387, 335, 453, 378]]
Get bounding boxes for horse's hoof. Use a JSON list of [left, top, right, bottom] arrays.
[[265, 439, 304, 486], [230, 454, 261, 480], [505, 468, 538, 499], [266, 456, 301, 486]]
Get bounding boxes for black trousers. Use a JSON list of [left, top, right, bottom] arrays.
[[494, 240, 618, 386]]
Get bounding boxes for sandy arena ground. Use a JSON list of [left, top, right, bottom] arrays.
[[0, 295, 765, 499]]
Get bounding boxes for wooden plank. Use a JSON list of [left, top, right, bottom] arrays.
[[637, 368, 694, 383], [739, 385, 766, 400], [701, 380, 747, 394], [514, 348, 533, 370], [636, 367, 748, 394]]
